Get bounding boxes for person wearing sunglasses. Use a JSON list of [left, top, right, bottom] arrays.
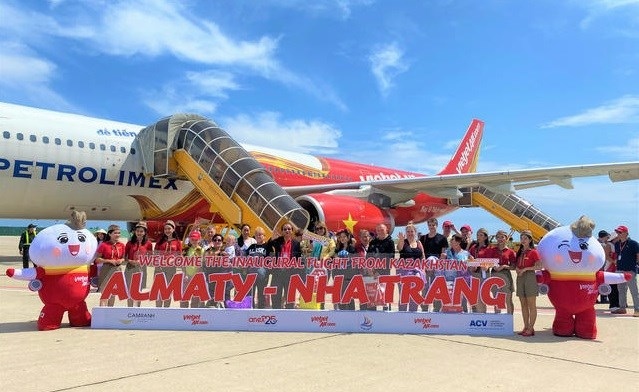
[[267, 223, 302, 309]]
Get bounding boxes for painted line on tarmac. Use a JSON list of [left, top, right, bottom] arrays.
[[47, 333, 346, 392], [417, 334, 639, 374]]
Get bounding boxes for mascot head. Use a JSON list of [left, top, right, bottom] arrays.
[[537, 215, 605, 278], [29, 211, 98, 268]]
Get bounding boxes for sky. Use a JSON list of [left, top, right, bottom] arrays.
[[1, 0, 638, 238]]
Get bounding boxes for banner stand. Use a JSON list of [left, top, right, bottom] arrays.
[[92, 307, 513, 336]]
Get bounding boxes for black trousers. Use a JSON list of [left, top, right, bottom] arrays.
[[22, 245, 31, 268]]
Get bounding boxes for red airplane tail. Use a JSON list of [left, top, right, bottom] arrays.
[[438, 119, 484, 175]]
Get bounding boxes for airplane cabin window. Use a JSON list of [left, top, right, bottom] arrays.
[[130, 147, 136, 155], [17, 133, 24, 141], [100, 144, 106, 151], [30, 135, 37, 142], [55, 138, 61, 145], [43, 136, 49, 144], [2, 131, 9, 139], [120, 146, 126, 153], [78, 141, 85, 148], [110, 145, 116, 152], [66, 140, 73, 147], [89, 142, 95, 149]]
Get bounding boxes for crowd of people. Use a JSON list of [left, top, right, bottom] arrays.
[[17, 217, 639, 333]]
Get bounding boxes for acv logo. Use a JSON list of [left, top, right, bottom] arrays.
[[469, 319, 487, 327]]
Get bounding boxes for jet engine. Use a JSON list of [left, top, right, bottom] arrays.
[[296, 194, 395, 234]]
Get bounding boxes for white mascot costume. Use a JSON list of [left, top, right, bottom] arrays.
[[5, 211, 98, 330], [537, 215, 630, 339]]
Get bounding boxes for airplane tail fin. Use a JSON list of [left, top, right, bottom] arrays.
[[438, 119, 484, 175]]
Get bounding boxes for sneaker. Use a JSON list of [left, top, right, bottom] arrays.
[[611, 308, 627, 314]]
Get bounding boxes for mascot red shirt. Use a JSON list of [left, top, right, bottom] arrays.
[[537, 216, 630, 339], [6, 211, 98, 331]]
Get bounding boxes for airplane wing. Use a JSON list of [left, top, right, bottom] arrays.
[[283, 161, 639, 201]]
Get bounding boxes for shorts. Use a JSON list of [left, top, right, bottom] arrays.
[[98, 263, 122, 292], [516, 271, 539, 297], [491, 270, 513, 294], [125, 263, 146, 290]]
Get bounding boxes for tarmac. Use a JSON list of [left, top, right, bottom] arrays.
[[0, 236, 637, 392]]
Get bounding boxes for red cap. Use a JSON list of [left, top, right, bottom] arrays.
[[615, 225, 629, 234], [189, 230, 202, 240], [443, 220, 453, 228], [461, 224, 472, 232]]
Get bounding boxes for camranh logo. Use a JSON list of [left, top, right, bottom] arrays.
[[360, 316, 373, 331], [183, 314, 209, 326], [310, 315, 336, 328], [248, 315, 278, 325], [414, 317, 439, 329], [119, 312, 156, 325]]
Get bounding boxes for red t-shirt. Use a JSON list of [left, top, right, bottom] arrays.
[[490, 246, 516, 267], [155, 238, 182, 254], [517, 248, 540, 269], [125, 241, 154, 260], [280, 239, 292, 259], [469, 243, 493, 259], [97, 241, 126, 261]]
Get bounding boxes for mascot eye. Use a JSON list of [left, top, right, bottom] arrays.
[[77, 233, 87, 242], [57, 234, 69, 244], [579, 242, 588, 250], [557, 241, 570, 249]]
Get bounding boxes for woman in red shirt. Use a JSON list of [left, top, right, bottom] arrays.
[[154, 220, 182, 308], [124, 222, 153, 307], [468, 228, 492, 313], [515, 230, 542, 337], [96, 225, 126, 307]]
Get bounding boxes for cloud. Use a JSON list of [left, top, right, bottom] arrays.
[[369, 42, 409, 97], [596, 136, 639, 159], [578, 0, 639, 29], [221, 112, 342, 154], [541, 95, 639, 128], [0, 40, 76, 110], [1, 1, 345, 110], [267, 0, 374, 20]]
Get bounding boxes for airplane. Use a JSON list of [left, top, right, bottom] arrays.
[[1, 101, 638, 239]]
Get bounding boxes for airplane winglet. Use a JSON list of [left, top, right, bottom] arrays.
[[438, 119, 484, 175]]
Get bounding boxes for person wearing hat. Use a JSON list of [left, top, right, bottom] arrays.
[[94, 228, 107, 245], [124, 222, 153, 307], [611, 225, 639, 316], [154, 220, 182, 308], [489, 229, 516, 314], [95, 225, 126, 307], [597, 230, 617, 307], [460, 224, 473, 250], [18, 223, 38, 268], [515, 230, 541, 336], [180, 229, 205, 308]]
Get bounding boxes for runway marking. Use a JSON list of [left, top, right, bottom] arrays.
[[48, 327, 638, 391], [416, 334, 639, 374], [48, 333, 344, 391]]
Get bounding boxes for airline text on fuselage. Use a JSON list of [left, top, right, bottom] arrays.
[[0, 158, 178, 189], [358, 172, 416, 182], [455, 123, 480, 174]]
